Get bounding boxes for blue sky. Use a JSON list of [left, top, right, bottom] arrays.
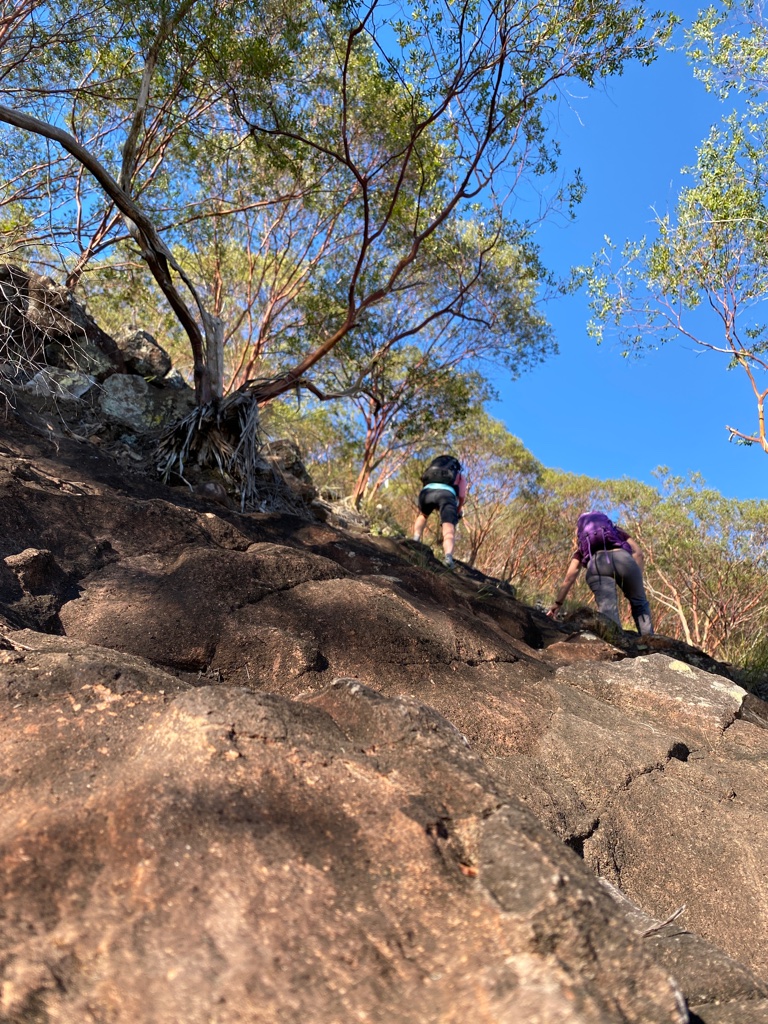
[[496, 9, 762, 501]]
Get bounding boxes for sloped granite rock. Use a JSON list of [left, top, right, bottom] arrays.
[[1, 418, 768, 1021], [0, 657, 688, 1024]]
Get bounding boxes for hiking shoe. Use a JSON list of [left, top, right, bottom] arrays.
[[444, 554, 455, 569]]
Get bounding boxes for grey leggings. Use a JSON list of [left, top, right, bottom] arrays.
[[585, 548, 653, 635]]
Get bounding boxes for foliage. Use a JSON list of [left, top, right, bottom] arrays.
[[303, 219, 554, 506], [687, 0, 768, 99], [260, 396, 362, 495], [0, 0, 672, 406], [231, 0, 673, 403], [581, 0, 768, 453], [448, 411, 544, 572], [0, 0, 316, 399]]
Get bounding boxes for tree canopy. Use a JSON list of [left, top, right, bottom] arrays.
[[0, 0, 672, 405], [582, 0, 768, 453]]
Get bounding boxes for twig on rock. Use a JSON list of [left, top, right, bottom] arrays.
[[641, 904, 687, 937], [1, 633, 36, 651]]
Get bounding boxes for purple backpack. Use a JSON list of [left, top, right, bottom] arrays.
[[577, 512, 631, 563]]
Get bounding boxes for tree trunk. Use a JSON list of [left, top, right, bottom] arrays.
[[203, 311, 225, 400], [351, 462, 371, 510]]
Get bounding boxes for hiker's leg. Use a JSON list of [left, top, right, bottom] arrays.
[[413, 512, 428, 542], [585, 552, 621, 626], [413, 489, 434, 541], [441, 521, 456, 558], [435, 492, 459, 565], [612, 549, 654, 635]]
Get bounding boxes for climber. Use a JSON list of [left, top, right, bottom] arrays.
[[412, 455, 467, 569], [547, 511, 653, 635]]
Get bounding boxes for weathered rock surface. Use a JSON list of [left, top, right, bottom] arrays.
[[0, 653, 690, 1024], [0, 262, 197, 455], [98, 372, 195, 433], [0, 417, 767, 1022], [0, 263, 123, 375], [114, 328, 173, 379]]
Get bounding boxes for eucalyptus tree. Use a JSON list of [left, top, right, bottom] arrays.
[[583, 1, 768, 454], [79, 155, 357, 390], [346, 359, 489, 509], [0, 0, 672, 409], [262, 363, 488, 507], [226, 0, 673, 405], [447, 411, 543, 572], [0, 0, 308, 400], [303, 219, 553, 506]]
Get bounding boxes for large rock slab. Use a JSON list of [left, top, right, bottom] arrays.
[[0, 263, 122, 374], [555, 655, 746, 747], [58, 544, 350, 671], [3, 420, 768, 1018], [53, 524, 768, 984], [583, 737, 768, 976], [351, 654, 768, 981], [210, 575, 535, 687], [99, 372, 193, 431], [598, 879, 768, 1022], [0, 650, 688, 1024], [545, 657, 768, 975]]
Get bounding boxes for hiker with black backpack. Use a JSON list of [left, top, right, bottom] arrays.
[[547, 511, 653, 635], [413, 455, 467, 568]]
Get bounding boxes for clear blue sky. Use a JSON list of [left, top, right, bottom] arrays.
[[496, 9, 761, 501]]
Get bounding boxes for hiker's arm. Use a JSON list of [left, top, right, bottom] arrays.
[[627, 538, 645, 571], [456, 472, 468, 513], [548, 557, 581, 616]]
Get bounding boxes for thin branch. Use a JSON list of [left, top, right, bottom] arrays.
[[641, 904, 687, 938]]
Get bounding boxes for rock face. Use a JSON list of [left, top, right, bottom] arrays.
[[1, 264, 196, 450], [0, 655, 687, 1024], [1, 418, 768, 1023], [99, 372, 194, 432], [0, 263, 123, 375], [114, 328, 173, 379]]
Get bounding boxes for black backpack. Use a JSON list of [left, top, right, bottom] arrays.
[[421, 455, 461, 488]]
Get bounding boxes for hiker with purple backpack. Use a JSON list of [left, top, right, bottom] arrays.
[[547, 511, 653, 635]]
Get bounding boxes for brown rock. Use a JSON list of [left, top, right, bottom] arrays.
[[543, 630, 626, 667], [690, 1002, 768, 1023], [58, 544, 349, 672], [5, 547, 60, 594], [193, 479, 230, 506], [1, 414, 768, 1021], [0, 662, 687, 1024]]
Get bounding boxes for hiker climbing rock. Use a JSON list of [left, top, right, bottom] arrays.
[[547, 511, 653, 635], [413, 455, 467, 568]]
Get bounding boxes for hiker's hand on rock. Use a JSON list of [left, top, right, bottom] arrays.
[[547, 604, 560, 618]]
